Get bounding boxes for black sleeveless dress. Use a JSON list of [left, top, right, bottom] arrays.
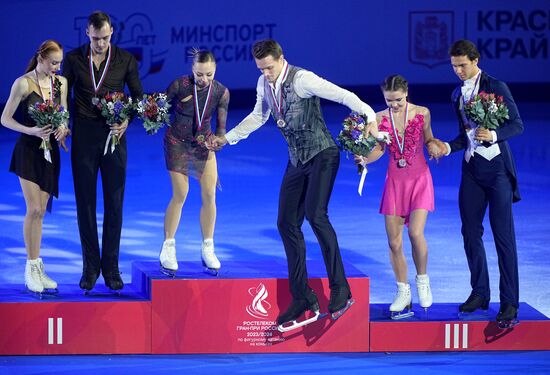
[[9, 76, 61, 198]]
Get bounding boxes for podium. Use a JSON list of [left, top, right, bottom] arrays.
[[1, 260, 549, 354]]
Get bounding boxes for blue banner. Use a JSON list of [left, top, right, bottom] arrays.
[[0, 0, 548, 101]]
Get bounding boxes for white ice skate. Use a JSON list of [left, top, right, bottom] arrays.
[[25, 259, 44, 298], [159, 238, 178, 277], [37, 258, 58, 294], [416, 274, 432, 312], [390, 282, 414, 320], [201, 239, 220, 275]]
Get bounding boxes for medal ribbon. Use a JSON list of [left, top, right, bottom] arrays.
[[463, 72, 481, 104], [389, 102, 409, 157], [268, 62, 289, 120], [34, 69, 53, 102], [89, 45, 112, 94], [193, 82, 213, 132]]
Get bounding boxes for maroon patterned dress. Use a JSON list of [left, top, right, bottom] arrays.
[[163, 75, 229, 179]]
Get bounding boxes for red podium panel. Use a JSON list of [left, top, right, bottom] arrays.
[[369, 303, 550, 352], [151, 277, 370, 353], [0, 289, 151, 355]]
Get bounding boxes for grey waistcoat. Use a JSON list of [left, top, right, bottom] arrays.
[[263, 65, 336, 166]]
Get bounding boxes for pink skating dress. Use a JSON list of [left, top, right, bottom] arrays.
[[378, 113, 434, 224]]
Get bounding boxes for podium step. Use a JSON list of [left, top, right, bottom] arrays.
[[132, 261, 370, 354], [0, 283, 151, 355], [369, 303, 550, 352]]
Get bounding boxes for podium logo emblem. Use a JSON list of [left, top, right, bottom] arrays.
[[245, 283, 272, 319]]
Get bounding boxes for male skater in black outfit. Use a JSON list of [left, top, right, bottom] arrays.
[[432, 40, 523, 328], [63, 11, 143, 292]]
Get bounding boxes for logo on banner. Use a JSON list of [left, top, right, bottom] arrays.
[[72, 12, 168, 80], [245, 283, 272, 319], [409, 11, 454, 68]]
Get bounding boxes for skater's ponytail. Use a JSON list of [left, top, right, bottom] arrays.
[[25, 40, 63, 73]]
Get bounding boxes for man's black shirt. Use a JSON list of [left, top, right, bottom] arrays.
[[62, 44, 143, 121]]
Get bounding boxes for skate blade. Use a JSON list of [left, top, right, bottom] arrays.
[[277, 311, 327, 333], [390, 310, 415, 320], [331, 298, 355, 320], [419, 307, 430, 320], [458, 309, 489, 319], [159, 265, 177, 278], [497, 318, 519, 329], [26, 287, 44, 299], [42, 288, 59, 295], [107, 288, 123, 296], [201, 261, 220, 276]]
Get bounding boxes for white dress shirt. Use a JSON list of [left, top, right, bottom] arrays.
[[445, 70, 500, 162], [225, 61, 376, 145]]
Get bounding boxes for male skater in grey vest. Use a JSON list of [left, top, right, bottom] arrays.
[[209, 39, 377, 332]]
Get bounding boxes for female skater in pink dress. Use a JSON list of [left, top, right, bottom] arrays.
[[359, 74, 441, 319]]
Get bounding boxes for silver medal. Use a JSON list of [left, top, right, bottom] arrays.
[[277, 118, 286, 128], [398, 158, 407, 168]]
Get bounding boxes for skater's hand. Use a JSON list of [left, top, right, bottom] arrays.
[[27, 125, 52, 139], [110, 119, 129, 138], [206, 135, 227, 151], [354, 154, 367, 165], [426, 138, 447, 160], [475, 127, 493, 143], [364, 121, 379, 139], [55, 125, 71, 152]]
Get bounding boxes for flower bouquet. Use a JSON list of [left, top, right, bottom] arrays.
[[134, 93, 171, 135], [337, 112, 389, 196], [464, 91, 509, 130], [28, 99, 69, 162], [337, 112, 387, 168], [92, 92, 133, 154]]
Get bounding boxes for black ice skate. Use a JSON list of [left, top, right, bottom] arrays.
[[103, 270, 124, 296], [79, 270, 99, 296], [328, 287, 355, 320], [458, 293, 489, 318], [496, 303, 519, 329], [277, 294, 326, 332]]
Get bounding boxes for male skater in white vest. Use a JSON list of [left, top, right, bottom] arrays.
[[209, 39, 378, 331]]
